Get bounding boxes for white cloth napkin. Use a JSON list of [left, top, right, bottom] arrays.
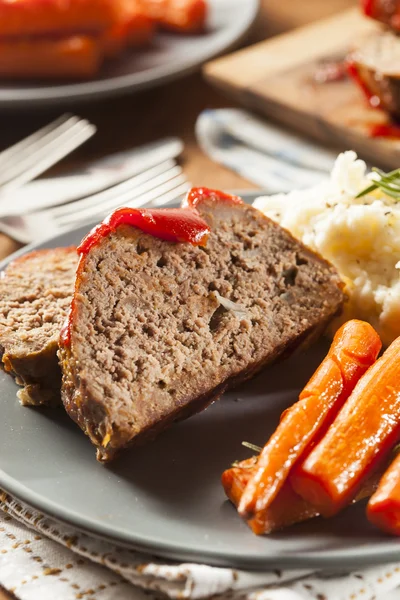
[[195, 108, 339, 191], [0, 490, 400, 600]]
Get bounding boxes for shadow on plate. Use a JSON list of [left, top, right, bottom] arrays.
[[108, 341, 331, 514], [219, 497, 381, 545]]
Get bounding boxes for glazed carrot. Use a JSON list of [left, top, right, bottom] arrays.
[[223, 460, 319, 534], [0, 37, 101, 79], [102, 2, 155, 57], [0, 0, 116, 37], [124, 9, 155, 46], [223, 457, 381, 535], [367, 453, 400, 535], [144, 0, 207, 33], [238, 320, 381, 520], [247, 481, 320, 535], [222, 457, 257, 507], [292, 335, 400, 517]]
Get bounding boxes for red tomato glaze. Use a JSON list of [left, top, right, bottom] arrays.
[[347, 61, 376, 103], [369, 123, 400, 138], [183, 186, 243, 209], [361, 0, 374, 17], [78, 206, 211, 254]]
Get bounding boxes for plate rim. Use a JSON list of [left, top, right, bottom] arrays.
[[3, 468, 400, 570], [1, 190, 400, 570], [0, 0, 259, 108]]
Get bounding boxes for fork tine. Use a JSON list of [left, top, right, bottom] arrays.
[[88, 183, 189, 225], [0, 119, 95, 190], [50, 160, 177, 219], [0, 114, 74, 167], [56, 168, 187, 226], [149, 183, 190, 207], [0, 118, 93, 187], [51, 181, 189, 238], [125, 175, 189, 209], [0, 121, 96, 192], [57, 172, 189, 229], [0, 171, 189, 243]]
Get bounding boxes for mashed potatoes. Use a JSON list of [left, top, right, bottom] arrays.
[[253, 151, 400, 346]]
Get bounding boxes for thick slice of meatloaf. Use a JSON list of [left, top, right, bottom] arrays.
[[0, 247, 78, 406], [59, 192, 344, 462], [348, 32, 400, 119]]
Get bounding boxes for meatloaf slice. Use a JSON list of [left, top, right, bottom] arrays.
[[59, 191, 344, 462], [348, 32, 400, 119], [0, 247, 78, 406], [361, 0, 400, 32]]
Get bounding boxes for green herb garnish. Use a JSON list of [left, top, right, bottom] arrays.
[[356, 167, 400, 200], [231, 442, 263, 467], [241, 441, 263, 453], [393, 443, 400, 457]]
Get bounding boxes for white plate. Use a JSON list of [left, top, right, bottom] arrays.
[[0, 0, 259, 108]]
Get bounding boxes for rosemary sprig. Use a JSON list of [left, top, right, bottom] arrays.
[[241, 441, 263, 453], [393, 443, 400, 457], [356, 167, 400, 200], [231, 441, 263, 467]]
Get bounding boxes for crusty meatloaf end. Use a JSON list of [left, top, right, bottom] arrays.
[[348, 31, 400, 120], [0, 247, 78, 406], [59, 194, 344, 462]]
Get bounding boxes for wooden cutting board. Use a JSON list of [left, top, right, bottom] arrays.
[[204, 8, 400, 169]]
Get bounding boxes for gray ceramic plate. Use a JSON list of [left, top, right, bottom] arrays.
[[0, 191, 400, 570], [0, 0, 258, 108]]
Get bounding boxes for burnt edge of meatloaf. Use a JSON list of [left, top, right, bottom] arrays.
[[58, 313, 338, 462], [354, 62, 400, 120], [0, 339, 62, 406]]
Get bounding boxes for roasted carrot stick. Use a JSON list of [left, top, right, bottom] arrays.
[[292, 335, 400, 517], [367, 453, 400, 535], [144, 0, 207, 33], [238, 320, 381, 520], [0, 37, 101, 79], [223, 457, 381, 535], [222, 458, 256, 506], [102, 2, 155, 57], [0, 0, 116, 37], [124, 9, 155, 46], [223, 460, 319, 534]]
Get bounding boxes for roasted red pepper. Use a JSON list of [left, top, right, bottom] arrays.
[[361, 0, 375, 17], [347, 61, 377, 104], [183, 187, 243, 210], [78, 206, 210, 254], [369, 123, 400, 138], [360, 0, 400, 30]]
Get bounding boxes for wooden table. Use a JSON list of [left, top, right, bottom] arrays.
[[0, 0, 355, 597]]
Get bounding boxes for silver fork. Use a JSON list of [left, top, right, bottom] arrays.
[[0, 114, 96, 194], [0, 160, 189, 244]]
